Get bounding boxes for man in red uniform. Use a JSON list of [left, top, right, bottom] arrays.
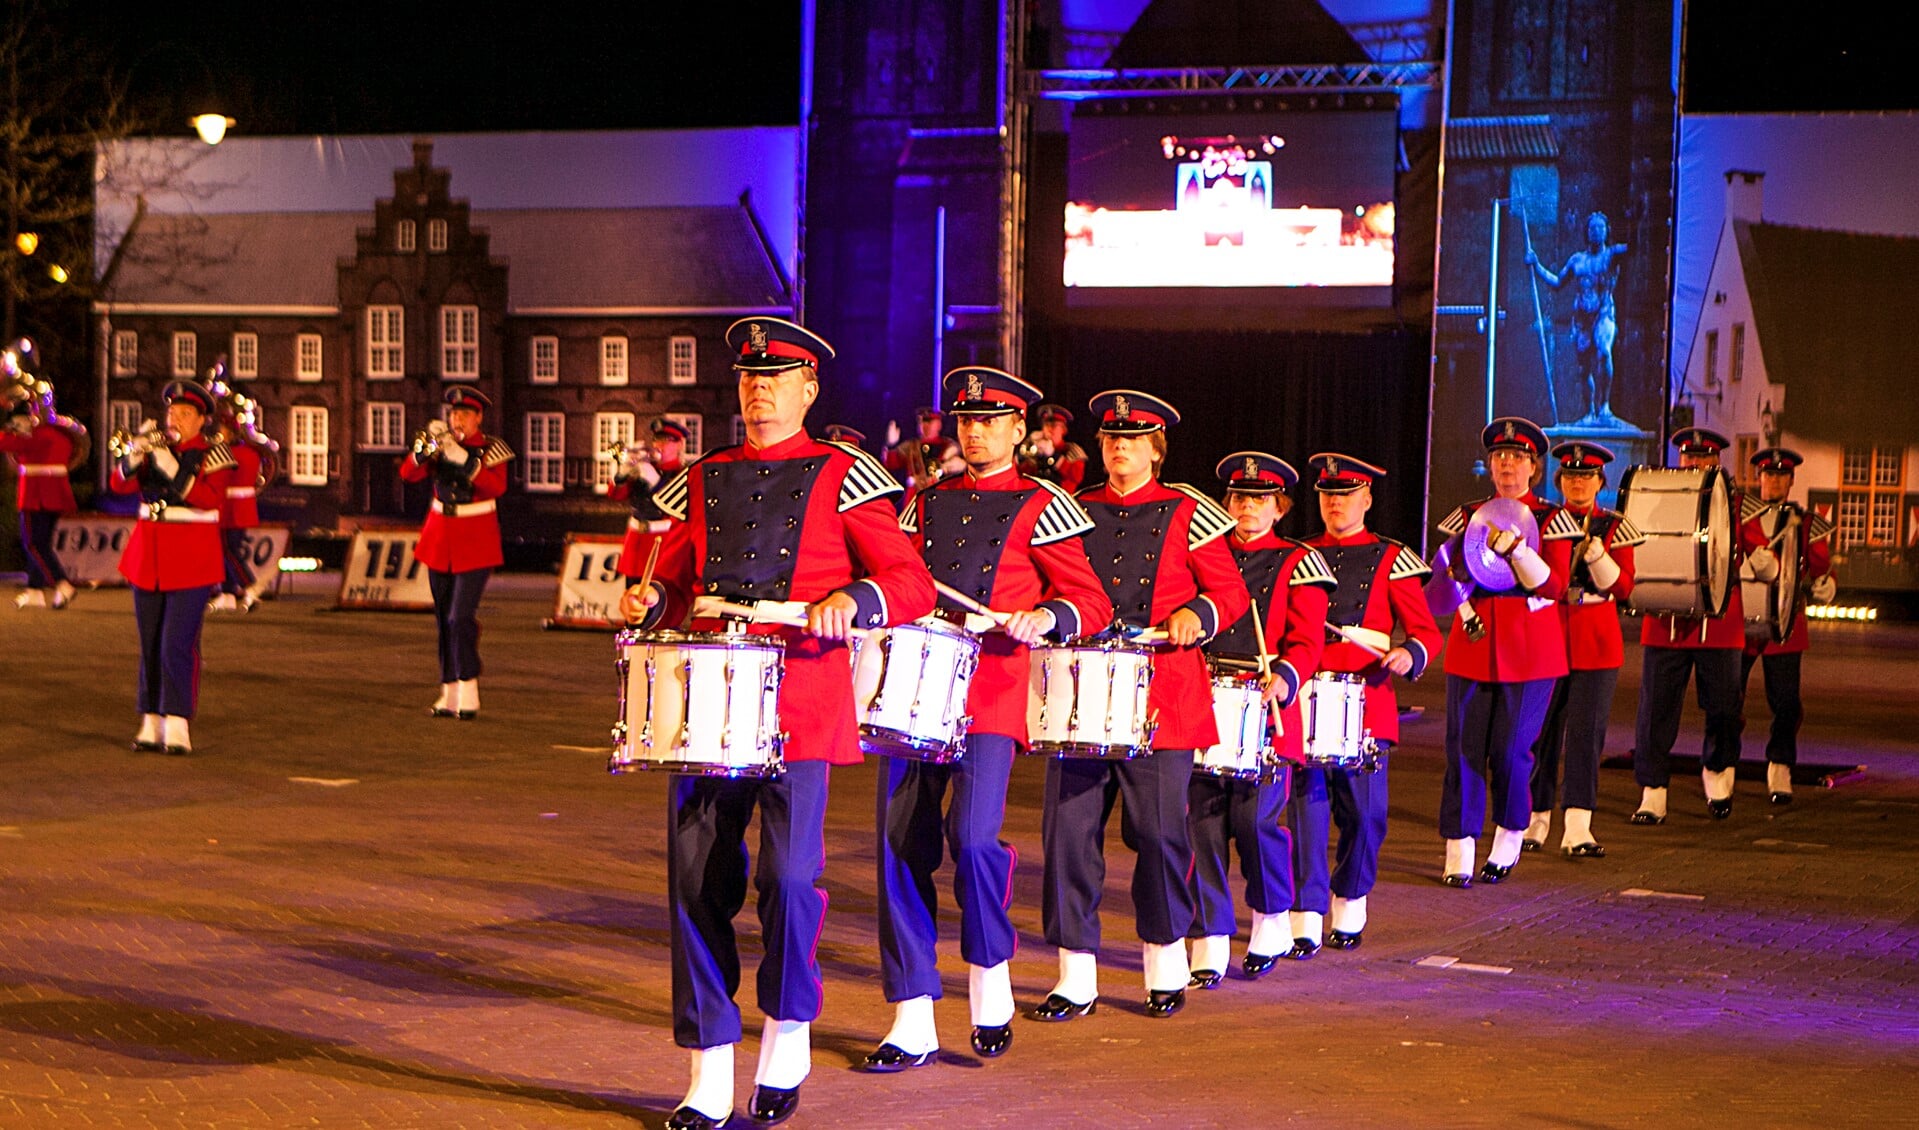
[[1289, 454, 1441, 954], [1428, 418, 1575, 886], [398, 387, 513, 720], [605, 418, 688, 585], [1018, 403, 1088, 493], [884, 408, 961, 490], [621, 317, 934, 1129], [864, 366, 1109, 1072], [1184, 452, 1332, 986], [1738, 447, 1835, 806], [110, 380, 234, 754], [208, 384, 279, 612], [1, 373, 84, 610], [1527, 442, 1642, 857], [1032, 389, 1249, 1022]]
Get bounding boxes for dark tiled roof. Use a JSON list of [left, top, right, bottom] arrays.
[[1445, 115, 1559, 161], [105, 212, 358, 308]]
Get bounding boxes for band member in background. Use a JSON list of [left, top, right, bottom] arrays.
[[1632, 427, 1756, 822], [1019, 403, 1088, 493], [399, 386, 513, 721], [621, 317, 934, 1130], [1428, 418, 1574, 887], [110, 380, 234, 755], [865, 367, 1109, 1072], [1033, 390, 1248, 1022], [1185, 453, 1332, 987], [208, 379, 279, 612], [1289, 454, 1439, 955], [1, 368, 84, 610], [1739, 447, 1835, 806], [605, 418, 688, 585], [884, 407, 962, 490], [821, 423, 867, 449], [1526, 442, 1642, 857]]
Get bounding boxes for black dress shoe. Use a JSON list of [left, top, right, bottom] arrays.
[[1769, 791, 1793, 806], [1476, 861, 1513, 884], [1441, 872, 1473, 889], [1242, 951, 1281, 979], [1327, 929, 1363, 951], [1629, 810, 1666, 825], [749, 1084, 800, 1126], [456, 709, 478, 721], [1283, 937, 1320, 960], [1028, 994, 1097, 1022], [860, 1042, 935, 1073], [132, 738, 163, 752], [429, 705, 456, 718], [970, 1023, 1012, 1058], [1144, 988, 1185, 1017], [1563, 841, 1607, 858], [1188, 968, 1223, 989], [1521, 838, 1543, 853], [666, 1105, 729, 1130], [1706, 797, 1733, 820]]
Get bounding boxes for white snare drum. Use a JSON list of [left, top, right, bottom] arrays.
[[1619, 465, 1733, 618], [848, 615, 981, 762], [610, 629, 785, 777], [1026, 640, 1156, 758], [1193, 666, 1272, 781], [1300, 671, 1376, 771]]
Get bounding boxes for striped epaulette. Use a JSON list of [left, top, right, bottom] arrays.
[[1740, 493, 1767, 522], [1435, 504, 1471, 538], [480, 437, 516, 467], [1806, 512, 1835, 542], [1542, 507, 1585, 540], [199, 441, 237, 474], [1389, 542, 1433, 581], [1166, 482, 1236, 549], [1288, 544, 1338, 589], [651, 450, 722, 522], [826, 439, 904, 512], [1030, 478, 1095, 545], [1609, 514, 1648, 548]]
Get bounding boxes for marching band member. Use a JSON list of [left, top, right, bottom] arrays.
[[1033, 390, 1249, 1022], [820, 423, 867, 449], [1184, 453, 1332, 987], [621, 317, 934, 1130], [209, 385, 279, 612], [110, 380, 234, 754], [884, 407, 962, 490], [1289, 455, 1439, 955], [1739, 447, 1835, 806], [605, 418, 688, 585], [399, 386, 513, 720], [1018, 403, 1088, 493], [865, 367, 1109, 1071], [1632, 428, 1756, 822], [1526, 442, 1642, 857], [1, 373, 84, 610], [1428, 418, 1574, 887]]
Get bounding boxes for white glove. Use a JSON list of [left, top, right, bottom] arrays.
[[150, 446, 180, 478], [1811, 574, 1837, 603], [438, 436, 470, 465], [1582, 537, 1608, 564], [885, 420, 901, 448], [1509, 541, 1551, 590], [425, 420, 450, 440], [1747, 545, 1779, 583], [1487, 526, 1520, 557], [1585, 546, 1622, 592], [632, 460, 661, 487], [1034, 434, 1055, 457]]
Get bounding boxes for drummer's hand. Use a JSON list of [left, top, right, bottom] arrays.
[[1747, 545, 1778, 580], [806, 591, 861, 640], [1382, 646, 1415, 677], [1811, 574, 1837, 603], [1003, 607, 1056, 646], [619, 584, 659, 625], [1162, 607, 1205, 647], [1257, 671, 1295, 708], [1488, 526, 1520, 557]]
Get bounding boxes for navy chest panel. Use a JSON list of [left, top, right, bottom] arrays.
[[698, 457, 829, 600], [1081, 498, 1179, 627], [1214, 545, 1288, 658], [1319, 541, 1391, 630], [1567, 510, 1620, 591], [627, 481, 664, 522], [921, 487, 1036, 606], [432, 458, 475, 505], [143, 447, 208, 505]]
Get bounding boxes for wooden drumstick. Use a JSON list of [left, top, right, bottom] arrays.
[[933, 579, 1011, 630], [1332, 622, 1391, 659], [695, 597, 870, 640], [620, 539, 666, 624], [1249, 601, 1285, 739]]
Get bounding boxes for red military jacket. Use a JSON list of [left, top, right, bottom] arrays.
[[641, 431, 937, 765], [1746, 501, 1835, 657], [1207, 529, 1335, 763], [1019, 441, 1088, 495], [0, 418, 80, 513], [110, 434, 235, 591], [1306, 529, 1442, 746], [902, 464, 1111, 742], [608, 456, 685, 576], [1640, 489, 1761, 650], [1436, 493, 1576, 684], [219, 443, 264, 529], [1555, 504, 1642, 671], [1077, 478, 1251, 750], [399, 433, 513, 573]]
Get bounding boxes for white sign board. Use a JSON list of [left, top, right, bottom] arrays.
[[53, 515, 290, 591], [337, 527, 434, 611], [549, 533, 629, 630]]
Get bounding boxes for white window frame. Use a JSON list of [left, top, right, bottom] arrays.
[[171, 331, 197, 378], [530, 335, 559, 384], [363, 401, 406, 452], [663, 412, 704, 459], [1730, 322, 1746, 384], [366, 306, 404, 379], [524, 412, 566, 493], [111, 330, 139, 377], [600, 335, 629, 386], [110, 400, 143, 435], [296, 333, 324, 382], [231, 332, 258, 379], [428, 218, 448, 252], [288, 406, 329, 486], [669, 335, 697, 385], [440, 305, 479, 379], [593, 411, 636, 492], [396, 219, 416, 252]]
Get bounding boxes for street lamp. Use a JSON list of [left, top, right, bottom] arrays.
[[191, 113, 235, 145]]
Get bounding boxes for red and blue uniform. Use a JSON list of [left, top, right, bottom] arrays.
[[399, 428, 512, 684], [1740, 500, 1834, 768], [606, 455, 685, 581], [0, 415, 80, 591], [217, 440, 269, 599]]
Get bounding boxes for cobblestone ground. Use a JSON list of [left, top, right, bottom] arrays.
[[3, 575, 1917, 1128]]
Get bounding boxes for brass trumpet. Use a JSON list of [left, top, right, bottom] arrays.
[[109, 423, 171, 460], [598, 437, 658, 466], [410, 420, 451, 459]]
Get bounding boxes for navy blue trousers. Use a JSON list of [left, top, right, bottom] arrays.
[[221, 527, 257, 596], [1041, 750, 1196, 951], [1289, 752, 1391, 912], [1186, 763, 1293, 938], [1531, 667, 1620, 812], [20, 510, 68, 588], [668, 760, 830, 1049], [133, 584, 216, 717], [427, 567, 490, 682], [1739, 651, 1803, 767], [876, 734, 1019, 1001], [1634, 645, 1744, 785], [1442, 676, 1552, 839]]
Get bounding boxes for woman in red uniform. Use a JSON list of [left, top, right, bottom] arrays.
[[2, 370, 84, 609], [110, 380, 234, 754], [399, 387, 513, 719], [605, 418, 687, 585], [209, 386, 279, 612]]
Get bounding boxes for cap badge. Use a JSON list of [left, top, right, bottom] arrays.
[[966, 373, 983, 400], [1326, 457, 1341, 477], [1243, 456, 1260, 480], [1113, 395, 1131, 421], [1503, 420, 1517, 441], [747, 322, 768, 353], [1571, 445, 1584, 464]]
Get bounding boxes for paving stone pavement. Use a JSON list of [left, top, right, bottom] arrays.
[[3, 575, 1918, 1128]]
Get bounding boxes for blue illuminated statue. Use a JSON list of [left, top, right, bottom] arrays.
[[1526, 211, 1630, 425]]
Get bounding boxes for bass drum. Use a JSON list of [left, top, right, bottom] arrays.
[[1618, 465, 1733, 619]]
